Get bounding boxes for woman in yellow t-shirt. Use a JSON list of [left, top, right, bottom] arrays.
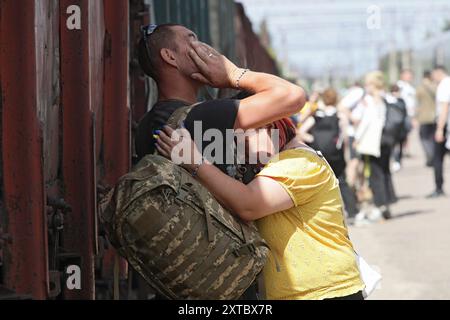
[[156, 119, 365, 300]]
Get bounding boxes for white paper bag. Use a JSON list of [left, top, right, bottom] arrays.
[[356, 255, 382, 298], [355, 120, 383, 158]]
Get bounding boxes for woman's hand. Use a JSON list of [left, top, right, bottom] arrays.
[[189, 41, 243, 88], [155, 126, 204, 172], [156, 128, 294, 221]]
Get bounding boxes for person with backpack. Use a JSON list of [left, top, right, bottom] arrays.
[[300, 88, 361, 224], [393, 70, 417, 171], [353, 71, 397, 222], [135, 23, 306, 299], [156, 119, 366, 300], [389, 84, 411, 172], [135, 24, 306, 170]]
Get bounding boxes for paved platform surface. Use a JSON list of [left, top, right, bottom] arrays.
[[349, 130, 450, 300]]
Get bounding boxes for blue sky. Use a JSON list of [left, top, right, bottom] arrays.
[[239, 0, 450, 79]]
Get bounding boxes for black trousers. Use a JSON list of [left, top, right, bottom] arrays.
[[153, 283, 259, 300], [369, 146, 397, 208], [239, 282, 259, 300], [325, 291, 365, 300], [328, 158, 359, 218], [393, 138, 406, 164], [433, 136, 449, 192], [420, 123, 437, 166], [337, 172, 359, 218]]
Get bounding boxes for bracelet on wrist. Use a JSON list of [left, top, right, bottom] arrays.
[[235, 68, 249, 90], [191, 157, 206, 178], [191, 164, 201, 178]]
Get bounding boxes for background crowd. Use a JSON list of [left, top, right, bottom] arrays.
[[293, 66, 450, 227]]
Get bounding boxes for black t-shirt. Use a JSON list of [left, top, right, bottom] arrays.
[[135, 99, 187, 159], [135, 98, 240, 174]]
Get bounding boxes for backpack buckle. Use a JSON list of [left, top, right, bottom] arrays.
[[233, 242, 257, 257], [175, 184, 192, 204]]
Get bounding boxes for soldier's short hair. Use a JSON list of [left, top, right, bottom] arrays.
[[138, 24, 182, 81]]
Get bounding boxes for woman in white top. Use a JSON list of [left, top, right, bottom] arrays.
[[353, 71, 397, 222]]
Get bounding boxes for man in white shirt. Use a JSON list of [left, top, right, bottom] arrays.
[[428, 66, 450, 198], [338, 83, 365, 187], [397, 69, 417, 117], [394, 70, 416, 171]]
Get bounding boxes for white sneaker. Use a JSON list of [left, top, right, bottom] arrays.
[[392, 162, 401, 173], [354, 211, 371, 227], [355, 211, 366, 222], [368, 207, 383, 222]]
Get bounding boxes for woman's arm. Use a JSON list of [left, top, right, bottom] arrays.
[[236, 72, 306, 130], [190, 163, 293, 222], [189, 41, 306, 130], [156, 127, 294, 222]]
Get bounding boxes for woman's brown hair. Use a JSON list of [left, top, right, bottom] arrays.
[[322, 88, 338, 107]]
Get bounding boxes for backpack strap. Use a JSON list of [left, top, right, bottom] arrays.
[[177, 169, 215, 243], [152, 102, 201, 156], [294, 145, 325, 159], [166, 102, 202, 129], [292, 145, 337, 174]]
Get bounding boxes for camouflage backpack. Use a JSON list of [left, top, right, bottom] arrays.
[[99, 105, 269, 300]]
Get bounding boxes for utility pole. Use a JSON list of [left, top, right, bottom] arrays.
[[401, 24, 413, 71], [280, 28, 290, 77], [388, 6, 399, 83]]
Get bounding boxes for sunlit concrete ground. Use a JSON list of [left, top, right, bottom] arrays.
[[349, 129, 450, 300]]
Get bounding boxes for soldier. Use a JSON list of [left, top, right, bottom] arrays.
[[136, 24, 305, 174], [136, 24, 306, 299]]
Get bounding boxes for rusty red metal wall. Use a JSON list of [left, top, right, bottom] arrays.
[[0, 0, 132, 300], [235, 3, 280, 75], [0, 0, 49, 299], [130, 0, 151, 128], [101, 0, 131, 294], [0, 0, 278, 300], [59, 0, 100, 300]]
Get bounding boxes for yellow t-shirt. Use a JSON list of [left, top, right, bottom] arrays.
[[256, 148, 365, 300]]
